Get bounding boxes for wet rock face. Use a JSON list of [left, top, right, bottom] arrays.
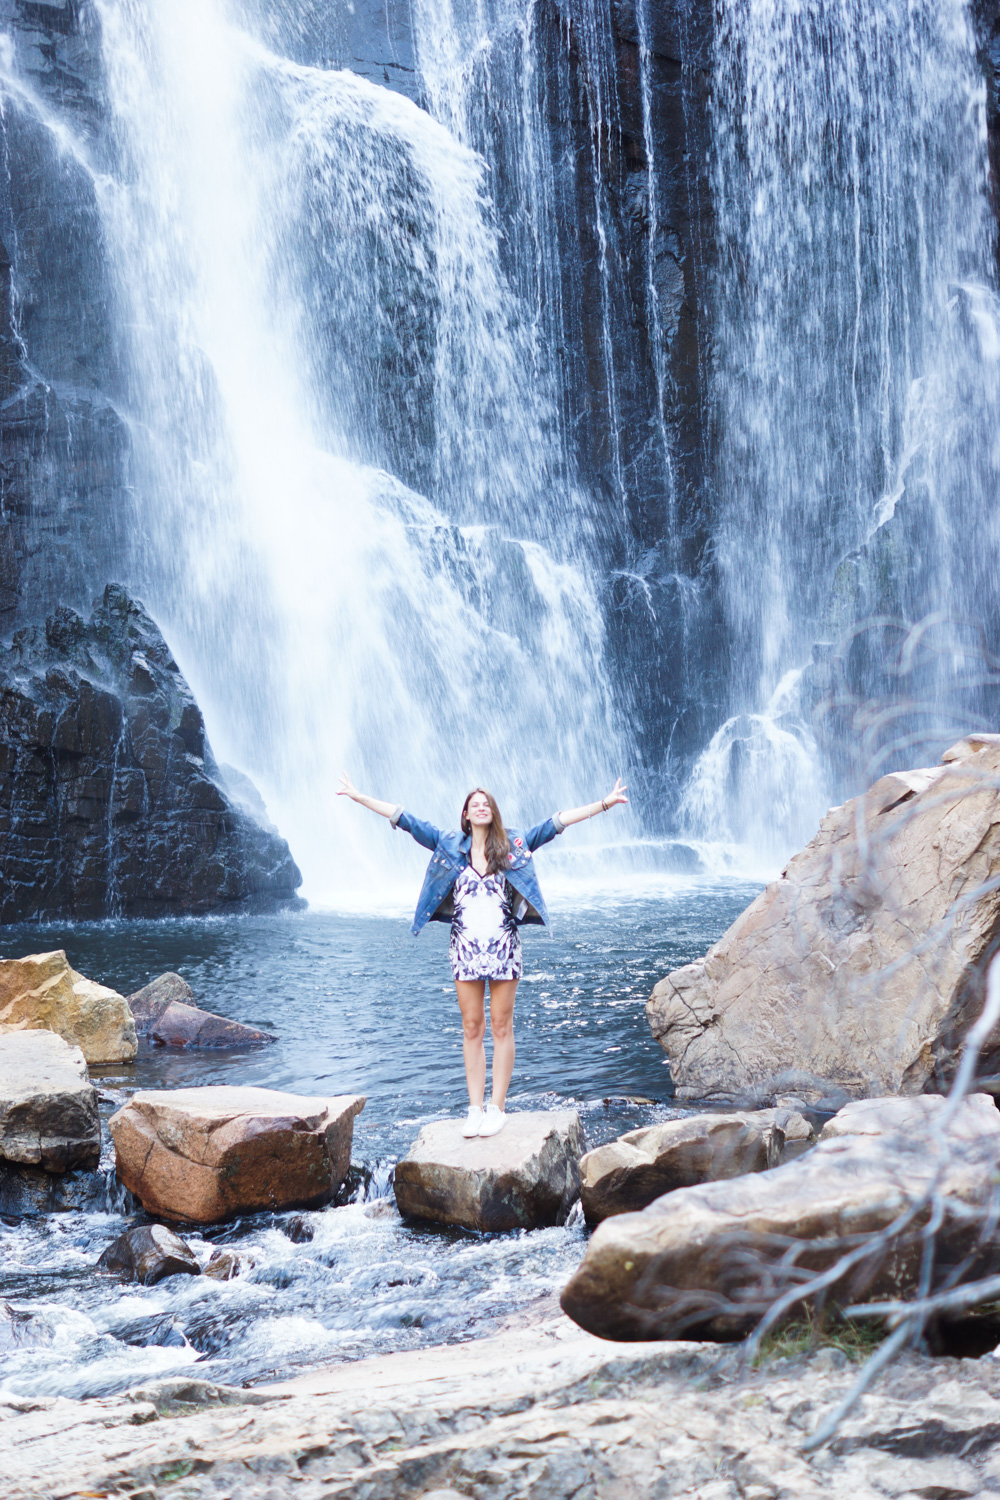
[[109, 1086, 366, 1224], [0, 584, 303, 921], [394, 1110, 584, 1232], [0, 1029, 100, 1172], [561, 1093, 1000, 1343], [647, 737, 1000, 1105]]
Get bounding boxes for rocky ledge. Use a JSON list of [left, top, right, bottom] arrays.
[[6, 1311, 1000, 1500], [0, 584, 302, 922]]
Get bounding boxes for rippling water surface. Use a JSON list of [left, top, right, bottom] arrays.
[[0, 879, 758, 1398]]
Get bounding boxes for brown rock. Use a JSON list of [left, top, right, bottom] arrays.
[[150, 1001, 275, 1049], [647, 738, 1000, 1104], [203, 1248, 254, 1281], [0, 952, 137, 1065], [579, 1107, 814, 1224], [0, 1030, 100, 1172], [98, 1224, 200, 1285], [128, 973, 194, 1035], [394, 1110, 584, 1232], [109, 1086, 366, 1223], [561, 1094, 1000, 1342]]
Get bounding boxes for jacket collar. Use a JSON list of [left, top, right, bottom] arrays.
[[459, 830, 472, 854]]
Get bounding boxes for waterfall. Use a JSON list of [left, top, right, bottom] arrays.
[[683, 0, 1000, 862], [89, 0, 625, 902]]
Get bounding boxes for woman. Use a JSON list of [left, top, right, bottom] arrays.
[[338, 774, 628, 1138]]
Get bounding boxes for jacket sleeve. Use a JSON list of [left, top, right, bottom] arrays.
[[390, 807, 442, 851], [523, 813, 566, 852]]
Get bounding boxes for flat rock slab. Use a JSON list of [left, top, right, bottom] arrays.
[[150, 1000, 275, 1048], [0, 951, 136, 1065], [562, 1093, 1000, 1341], [0, 1030, 100, 1172], [394, 1110, 583, 1231], [580, 1106, 814, 1224], [109, 1086, 365, 1223], [647, 736, 1000, 1104]]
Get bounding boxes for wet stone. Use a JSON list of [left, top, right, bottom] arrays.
[[150, 1000, 276, 1048], [128, 972, 194, 1035], [0, 1160, 107, 1216], [98, 1224, 201, 1285]]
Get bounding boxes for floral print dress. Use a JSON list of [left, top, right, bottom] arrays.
[[449, 864, 523, 982]]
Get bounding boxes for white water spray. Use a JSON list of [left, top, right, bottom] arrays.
[[92, 0, 624, 903], [685, 0, 1000, 864]]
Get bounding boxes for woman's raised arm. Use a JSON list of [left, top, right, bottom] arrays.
[[558, 776, 628, 828], [337, 772, 398, 819]]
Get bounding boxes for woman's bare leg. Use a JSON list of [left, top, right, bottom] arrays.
[[487, 978, 518, 1110], [454, 980, 487, 1106]]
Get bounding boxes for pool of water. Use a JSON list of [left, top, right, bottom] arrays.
[[0, 878, 759, 1398]]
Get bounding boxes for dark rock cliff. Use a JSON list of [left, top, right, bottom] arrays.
[[0, 0, 129, 629], [0, 584, 302, 921]]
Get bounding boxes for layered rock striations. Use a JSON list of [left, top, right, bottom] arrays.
[[647, 736, 1000, 1105], [0, 584, 302, 921]]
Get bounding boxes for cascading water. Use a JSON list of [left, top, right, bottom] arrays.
[[90, 0, 626, 902], [682, 0, 1000, 863]]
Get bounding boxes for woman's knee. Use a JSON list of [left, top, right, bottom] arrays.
[[462, 1015, 486, 1043], [490, 1013, 514, 1042]]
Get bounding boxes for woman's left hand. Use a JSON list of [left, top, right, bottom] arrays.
[[603, 777, 628, 808]]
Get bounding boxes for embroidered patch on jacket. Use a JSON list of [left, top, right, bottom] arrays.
[[514, 837, 523, 848]]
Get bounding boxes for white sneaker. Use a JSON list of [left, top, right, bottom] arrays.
[[479, 1102, 506, 1137], [462, 1106, 484, 1138]]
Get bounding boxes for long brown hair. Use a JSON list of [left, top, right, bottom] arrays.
[[460, 788, 511, 875]]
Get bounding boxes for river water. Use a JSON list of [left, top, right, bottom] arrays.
[[0, 878, 756, 1399]]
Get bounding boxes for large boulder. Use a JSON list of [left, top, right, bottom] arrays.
[[579, 1107, 814, 1224], [561, 1093, 1000, 1342], [0, 1030, 100, 1172], [394, 1110, 584, 1232], [0, 951, 136, 1064], [648, 736, 1000, 1104], [0, 586, 302, 922], [128, 973, 194, 1035], [109, 1086, 366, 1224]]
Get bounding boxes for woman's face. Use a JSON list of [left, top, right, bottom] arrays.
[[466, 792, 493, 828]]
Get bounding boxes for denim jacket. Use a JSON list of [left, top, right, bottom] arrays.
[[390, 807, 566, 935]]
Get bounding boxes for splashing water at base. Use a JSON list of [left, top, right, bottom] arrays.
[[678, 670, 828, 873]]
